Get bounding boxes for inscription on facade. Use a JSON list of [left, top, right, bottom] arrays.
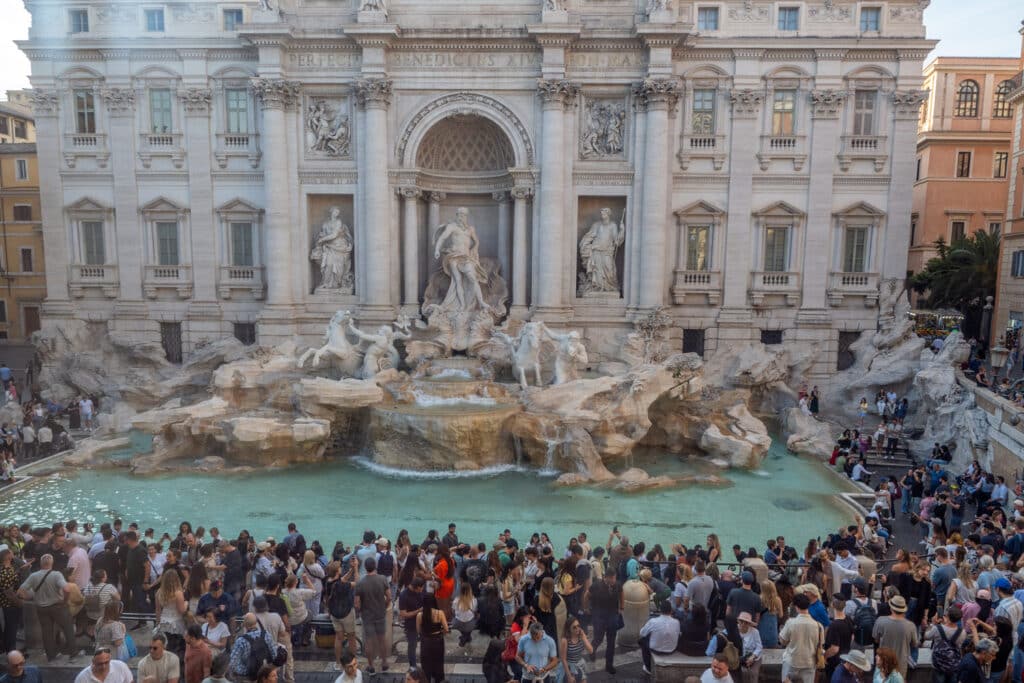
[[569, 52, 644, 69], [289, 53, 361, 70], [388, 52, 541, 69]]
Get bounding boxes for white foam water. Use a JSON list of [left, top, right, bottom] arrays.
[[428, 368, 474, 380], [410, 390, 497, 407], [351, 456, 536, 480]]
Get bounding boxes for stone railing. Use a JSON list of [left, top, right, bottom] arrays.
[[138, 132, 185, 168], [62, 133, 109, 168], [143, 264, 193, 300], [69, 263, 118, 298], [670, 269, 722, 305], [676, 134, 726, 170], [749, 271, 800, 307], [954, 370, 1024, 480], [218, 264, 265, 300], [826, 271, 880, 306], [215, 132, 261, 169], [757, 134, 807, 171], [838, 134, 888, 172]]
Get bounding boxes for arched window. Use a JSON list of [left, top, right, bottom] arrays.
[[955, 80, 979, 118], [994, 80, 1014, 118]]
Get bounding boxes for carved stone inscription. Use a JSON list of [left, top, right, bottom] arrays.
[[388, 52, 541, 69]]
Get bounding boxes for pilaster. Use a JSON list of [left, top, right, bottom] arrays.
[[180, 88, 219, 312], [510, 185, 533, 316], [884, 90, 928, 281], [399, 186, 422, 311], [721, 88, 763, 315], [103, 86, 144, 302], [30, 89, 71, 310]]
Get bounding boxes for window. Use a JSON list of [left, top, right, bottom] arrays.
[[12, 206, 31, 222], [69, 9, 89, 33], [951, 221, 966, 243], [0, 302, 6, 323], [81, 221, 105, 265], [13, 120, 26, 139], [989, 222, 1002, 236], [860, 6, 881, 31], [223, 8, 243, 30], [230, 222, 254, 266], [916, 158, 922, 181], [14, 159, 28, 181], [956, 151, 971, 178], [763, 226, 789, 272], [692, 89, 716, 134], [955, 80, 979, 118], [760, 330, 783, 345], [995, 151, 1009, 179], [682, 329, 705, 357], [1013, 251, 1024, 277], [910, 219, 917, 246], [144, 8, 165, 31], [853, 90, 876, 135], [73, 90, 96, 134], [778, 6, 799, 30], [156, 221, 179, 266], [0, 118, 7, 135], [225, 89, 249, 134], [994, 80, 1014, 118], [234, 322, 257, 346], [685, 225, 712, 270], [697, 7, 719, 30], [148, 89, 173, 134], [843, 227, 869, 273], [772, 90, 796, 135], [20, 249, 32, 273]]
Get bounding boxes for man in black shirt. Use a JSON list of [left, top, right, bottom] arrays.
[[589, 571, 622, 673], [460, 544, 488, 597], [398, 578, 425, 668], [441, 524, 460, 549], [824, 596, 854, 681], [222, 539, 244, 601], [123, 531, 147, 612], [264, 574, 291, 627]]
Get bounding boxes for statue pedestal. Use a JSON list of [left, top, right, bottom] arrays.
[[252, 7, 280, 23], [542, 7, 569, 23], [314, 285, 355, 296], [358, 9, 387, 23], [579, 290, 622, 300], [647, 8, 676, 23]]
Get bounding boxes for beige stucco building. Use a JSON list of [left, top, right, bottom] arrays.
[[19, 0, 933, 379], [0, 142, 46, 340]]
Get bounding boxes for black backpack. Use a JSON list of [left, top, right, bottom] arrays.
[[377, 552, 395, 578], [243, 625, 273, 679], [932, 625, 962, 674], [852, 598, 877, 646], [329, 580, 354, 619]]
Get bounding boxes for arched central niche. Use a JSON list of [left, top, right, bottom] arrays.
[[416, 115, 515, 173]]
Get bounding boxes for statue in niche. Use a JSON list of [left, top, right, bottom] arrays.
[[310, 206, 354, 292], [306, 99, 350, 157], [577, 207, 625, 296], [543, 325, 589, 385], [432, 207, 493, 314], [580, 101, 626, 159], [359, 0, 387, 14], [647, 0, 671, 14], [544, 0, 564, 10], [347, 318, 411, 379]]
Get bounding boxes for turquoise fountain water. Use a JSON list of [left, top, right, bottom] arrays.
[[0, 439, 855, 551]]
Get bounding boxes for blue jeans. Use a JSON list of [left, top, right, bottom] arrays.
[[901, 494, 911, 514], [404, 627, 419, 668]]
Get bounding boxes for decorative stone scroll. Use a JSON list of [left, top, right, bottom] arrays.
[[29, 89, 59, 116], [728, 1, 769, 22], [810, 89, 848, 118], [250, 78, 301, 110], [178, 88, 212, 114], [305, 97, 351, 157], [580, 99, 626, 159], [101, 87, 136, 114], [891, 90, 928, 117], [354, 79, 393, 108], [537, 79, 579, 108], [728, 89, 764, 117], [807, 1, 852, 22]]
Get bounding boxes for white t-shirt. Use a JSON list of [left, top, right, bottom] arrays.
[[700, 669, 734, 683], [75, 660, 134, 683], [454, 597, 478, 623], [333, 671, 363, 683], [202, 621, 231, 649], [671, 581, 687, 609]]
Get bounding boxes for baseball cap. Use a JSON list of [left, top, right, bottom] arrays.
[[741, 571, 755, 584], [995, 577, 1013, 591]]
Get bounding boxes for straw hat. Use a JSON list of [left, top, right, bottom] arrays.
[[840, 651, 872, 672], [737, 612, 756, 626], [889, 595, 907, 613]]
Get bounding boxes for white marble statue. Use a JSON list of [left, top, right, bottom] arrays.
[[646, 0, 670, 14], [347, 319, 410, 379], [578, 208, 626, 296], [297, 309, 362, 373], [433, 207, 492, 314], [543, 325, 588, 384], [359, 0, 387, 14], [306, 100, 351, 157], [310, 207, 354, 291], [492, 322, 546, 389], [257, 0, 275, 11], [544, 0, 563, 10], [580, 101, 625, 158]]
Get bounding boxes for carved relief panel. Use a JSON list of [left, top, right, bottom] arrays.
[[579, 96, 627, 161], [304, 95, 352, 159]]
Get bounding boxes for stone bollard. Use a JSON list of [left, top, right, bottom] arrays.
[[619, 578, 650, 648]]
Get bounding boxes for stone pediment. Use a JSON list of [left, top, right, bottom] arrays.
[[674, 200, 725, 218], [66, 196, 111, 213], [216, 198, 263, 215], [753, 200, 805, 218], [834, 201, 885, 217], [140, 196, 189, 215]]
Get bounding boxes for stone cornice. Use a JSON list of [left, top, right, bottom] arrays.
[[250, 78, 301, 110], [345, 24, 401, 49], [178, 87, 213, 113], [354, 78, 393, 108], [537, 79, 580, 108], [527, 23, 582, 47], [810, 89, 848, 118]]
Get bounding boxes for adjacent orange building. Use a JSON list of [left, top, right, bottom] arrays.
[[994, 27, 1024, 339], [0, 142, 45, 341], [910, 57, 1020, 286]]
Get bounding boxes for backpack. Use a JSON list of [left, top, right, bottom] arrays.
[[328, 581, 354, 619], [714, 632, 740, 670], [932, 625, 962, 674], [852, 598, 877, 646], [243, 626, 273, 679], [377, 551, 395, 578]]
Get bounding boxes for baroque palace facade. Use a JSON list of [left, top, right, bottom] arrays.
[[20, 0, 932, 377]]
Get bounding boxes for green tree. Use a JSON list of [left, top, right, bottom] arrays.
[[911, 230, 1000, 320]]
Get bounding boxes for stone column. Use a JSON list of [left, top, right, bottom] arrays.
[[355, 78, 395, 318], [493, 192, 512, 283], [399, 187, 421, 310], [511, 186, 533, 314], [251, 78, 300, 307], [801, 90, 847, 311], [102, 87, 143, 302], [29, 90, 71, 317], [885, 91, 929, 279], [535, 79, 578, 317], [721, 89, 764, 311], [427, 192, 445, 232], [635, 78, 679, 310], [180, 88, 219, 309]]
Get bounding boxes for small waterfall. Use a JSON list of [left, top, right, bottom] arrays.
[[543, 441, 557, 471], [512, 435, 524, 467], [410, 389, 497, 407]]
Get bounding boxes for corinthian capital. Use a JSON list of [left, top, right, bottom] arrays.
[[537, 79, 579, 108], [810, 89, 848, 118], [354, 79, 393, 108], [250, 78, 301, 110], [891, 89, 929, 117], [102, 87, 136, 114], [632, 78, 680, 111], [29, 89, 60, 116], [398, 187, 421, 200], [728, 88, 764, 117], [178, 87, 213, 113]]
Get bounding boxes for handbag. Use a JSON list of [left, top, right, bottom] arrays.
[[501, 635, 518, 663], [125, 633, 138, 658], [613, 613, 625, 631], [816, 626, 826, 670]]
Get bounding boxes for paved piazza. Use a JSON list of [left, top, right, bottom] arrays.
[[20, 0, 932, 381]]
